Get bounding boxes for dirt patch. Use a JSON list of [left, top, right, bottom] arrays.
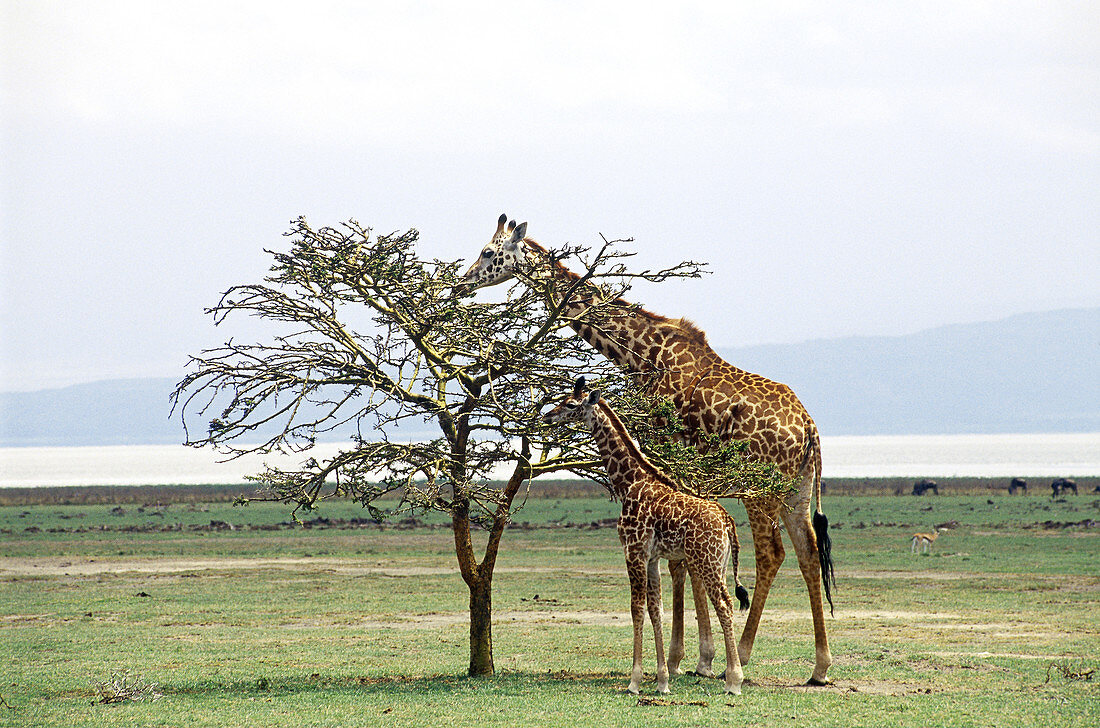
[[841, 569, 977, 581], [0, 557, 1042, 583], [928, 650, 1086, 661], [0, 556, 615, 579], [743, 676, 931, 696]]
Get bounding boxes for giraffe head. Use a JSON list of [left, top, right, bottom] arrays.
[[457, 213, 530, 294], [542, 377, 600, 426]]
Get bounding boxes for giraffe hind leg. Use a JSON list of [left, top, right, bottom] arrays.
[[666, 559, 686, 675], [782, 507, 833, 685], [689, 567, 716, 677], [698, 567, 743, 695], [738, 504, 784, 668]]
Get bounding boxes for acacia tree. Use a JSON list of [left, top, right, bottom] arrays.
[[172, 217, 789, 677]]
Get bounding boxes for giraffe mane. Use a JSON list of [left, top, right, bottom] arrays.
[[668, 317, 709, 345], [521, 240, 711, 347], [595, 399, 679, 490]]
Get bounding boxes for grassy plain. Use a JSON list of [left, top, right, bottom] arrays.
[[1, 491, 1097, 727]]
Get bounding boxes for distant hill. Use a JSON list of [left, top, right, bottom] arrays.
[[716, 308, 1098, 435], [0, 378, 182, 447], [0, 378, 435, 447], [1, 308, 1096, 446]]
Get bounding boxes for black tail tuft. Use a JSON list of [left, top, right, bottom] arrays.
[[735, 584, 750, 612], [813, 510, 836, 616]]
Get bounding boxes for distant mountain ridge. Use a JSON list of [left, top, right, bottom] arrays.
[[0, 378, 182, 447], [1, 308, 1096, 446], [716, 308, 1098, 435]]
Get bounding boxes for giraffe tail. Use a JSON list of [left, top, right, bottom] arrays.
[[726, 513, 751, 612], [735, 583, 750, 612], [808, 422, 836, 616]]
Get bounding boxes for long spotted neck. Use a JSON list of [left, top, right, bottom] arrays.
[[522, 240, 714, 375], [587, 400, 671, 501]]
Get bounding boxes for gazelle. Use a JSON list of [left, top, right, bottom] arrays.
[[910, 528, 944, 554]]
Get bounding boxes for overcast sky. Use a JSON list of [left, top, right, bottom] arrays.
[[2, 1, 1097, 392]]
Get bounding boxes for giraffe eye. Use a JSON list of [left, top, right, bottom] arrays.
[[482, 249, 494, 259]]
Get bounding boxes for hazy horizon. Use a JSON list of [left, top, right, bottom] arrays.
[[0, 304, 1092, 394]]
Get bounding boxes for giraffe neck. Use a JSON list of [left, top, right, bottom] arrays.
[[588, 400, 674, 502], [522, 240, 719, 376]]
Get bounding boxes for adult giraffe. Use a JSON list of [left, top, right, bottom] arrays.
[[459, 214, 835, 685]]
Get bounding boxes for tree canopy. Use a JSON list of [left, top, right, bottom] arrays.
[[171, 217, 791, 676]]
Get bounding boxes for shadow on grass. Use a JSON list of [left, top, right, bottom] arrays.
[[164, 670, 628, 699], [160, 670, 867, 702]]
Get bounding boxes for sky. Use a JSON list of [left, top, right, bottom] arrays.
[[2, 1, 1098, 392]]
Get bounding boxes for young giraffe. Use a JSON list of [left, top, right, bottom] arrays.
[[910, 528, 943, 554], [460, 214, 836, 685], [544, 377, 750, 695]]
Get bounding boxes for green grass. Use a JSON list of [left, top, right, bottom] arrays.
[[2, 493, 1098, 727]]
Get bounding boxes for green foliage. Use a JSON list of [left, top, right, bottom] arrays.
[[602, 387, 797, 502]]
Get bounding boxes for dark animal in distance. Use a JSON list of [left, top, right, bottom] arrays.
[[1050, 478, 1077, 498], [912, 479, 939, 496], [1008, 478, 1027, 495]]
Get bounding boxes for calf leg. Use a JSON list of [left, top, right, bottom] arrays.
[[689, 569, 716, 676], [626, 559, 648, 694], [666, 559, 686, 675], [646, 558, 669, 693], [698, 566, 743, 695]]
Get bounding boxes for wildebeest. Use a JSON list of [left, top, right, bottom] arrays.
[[912, 479, 939, 496], [1008, 477, 1027, 495], [1050, 478, 1077, 497]]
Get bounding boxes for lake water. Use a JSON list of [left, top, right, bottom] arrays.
[[1, 433, 1098, 487]]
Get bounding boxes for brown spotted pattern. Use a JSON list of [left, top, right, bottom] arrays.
[[544, 380, 748, 695], [462, 215, 835, 685]]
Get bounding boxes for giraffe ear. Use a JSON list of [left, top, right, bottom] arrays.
[[587, 389, 600, 405], [504, 222, 527, 251], [573, 377, 586, 397]]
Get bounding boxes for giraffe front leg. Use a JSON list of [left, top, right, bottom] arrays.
[[626, 561, 647, 695], [647, 558, 669, 693], [667, 559, 686, 676]]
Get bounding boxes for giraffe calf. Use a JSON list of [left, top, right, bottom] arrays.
[[544, 378, 749, 695]]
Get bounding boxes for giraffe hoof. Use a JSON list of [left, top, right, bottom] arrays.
[[806, 676, 832, 687]]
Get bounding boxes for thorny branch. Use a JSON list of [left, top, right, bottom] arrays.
[[172, 217, 787, 524]]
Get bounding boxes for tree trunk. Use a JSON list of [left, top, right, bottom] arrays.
[[452, 459, 530, 678], [467, 571, 494, 676]]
